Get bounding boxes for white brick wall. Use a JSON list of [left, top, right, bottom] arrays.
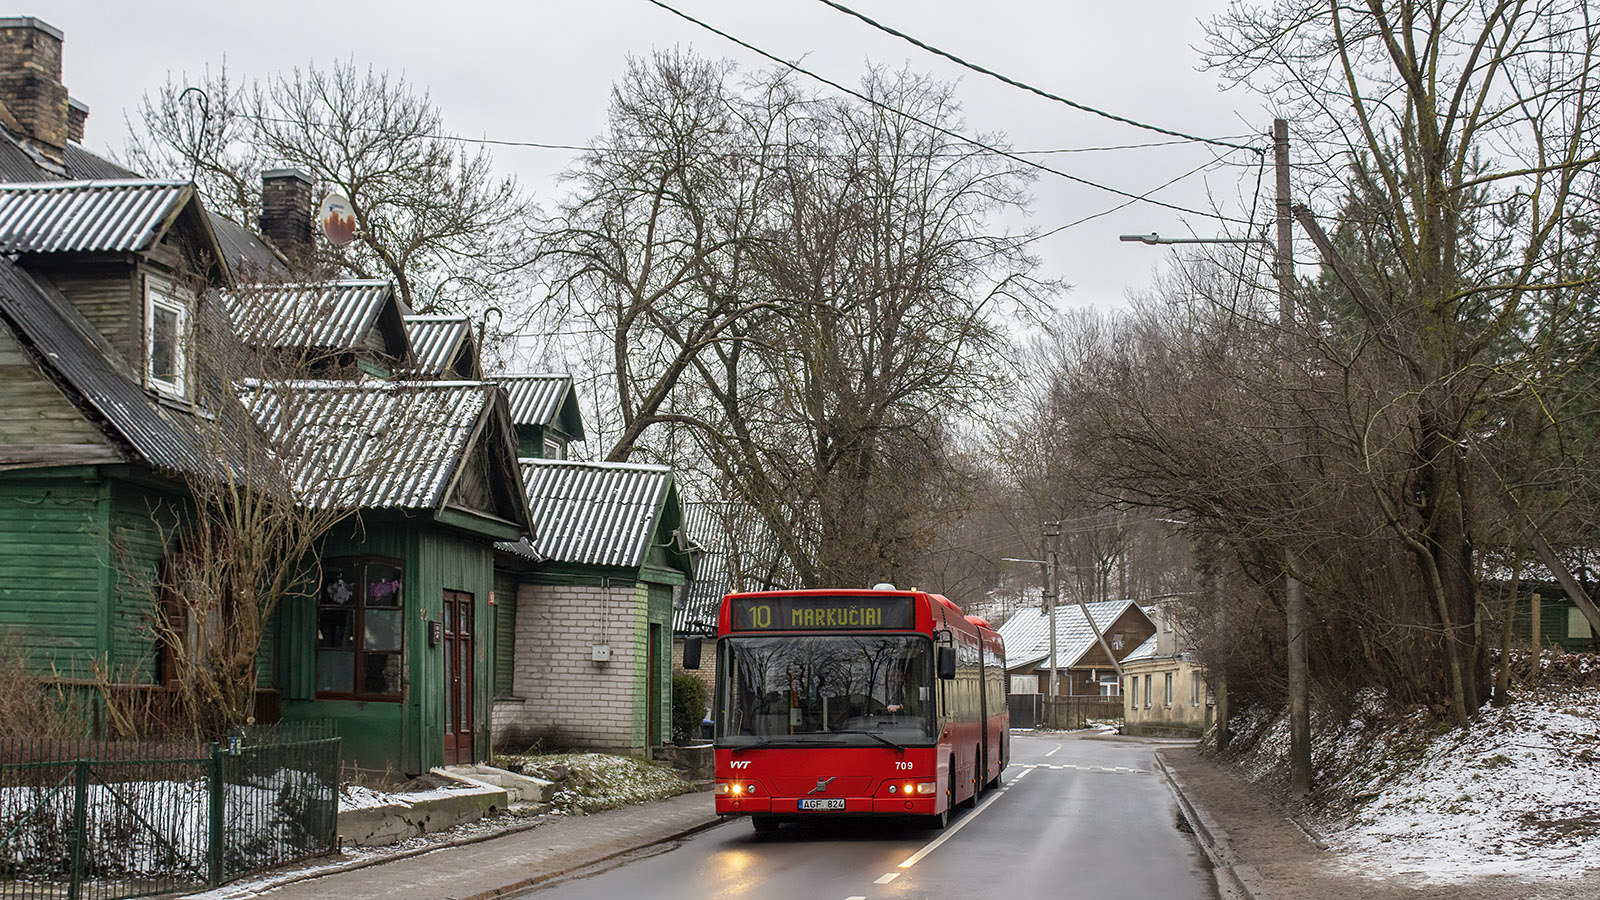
[[492, 582, 646, 752]]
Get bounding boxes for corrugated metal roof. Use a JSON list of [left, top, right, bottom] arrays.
[[245, 380, 491, 510], [404, 315, 473, 377], [0, 179, 191, 254], [519, 459, 672, 568], [493, 374, 571, 427], [995, 598, 1150, 670], [0, 255, 219, 476], [1122, 633, 1159, 663], [208, 212, 287, 279], [63, 146, 138, 181], [222, 281, 395, 352]]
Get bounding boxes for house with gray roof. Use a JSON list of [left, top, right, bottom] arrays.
[[995, 598, 1155, 698], [492, 373, 585, 459], [492, 459, 694, 754], [0, 18, 537, 774]]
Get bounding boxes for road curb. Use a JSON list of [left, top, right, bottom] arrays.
[[1153, 751, 1272, 900], [459, 815, 726, 899]]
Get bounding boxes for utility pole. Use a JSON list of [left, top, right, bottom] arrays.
[[1044, 521, 1060, 699], [1276, 117, 1312, 799]]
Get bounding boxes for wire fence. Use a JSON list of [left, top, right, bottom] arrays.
[[0, 722, 340, 900], [1008, 694, 1125, 730]]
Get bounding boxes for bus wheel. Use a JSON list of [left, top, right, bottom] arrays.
[[751, 815, 779, 835]]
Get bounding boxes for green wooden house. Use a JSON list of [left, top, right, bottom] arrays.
[[0, 180, 235, 692], [258, 380, 532, 772], [493, 374, 585, 460], [493, 459, 694, 754]]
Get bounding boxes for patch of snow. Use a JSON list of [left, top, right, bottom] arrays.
[[1330, 688, 1600, 885]]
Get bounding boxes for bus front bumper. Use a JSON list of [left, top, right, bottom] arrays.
[[716, 795, 939, 816]]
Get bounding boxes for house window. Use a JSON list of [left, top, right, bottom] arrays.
[[1144, 673, 1152, 708], [146, 281, 188, 397], [1192, 674, 1201, 706], [543, 437, 564, 460], [1164, 672, 1174, 707], [1130, 677, 1138, 707], [1111, 632, 1124, 651], [316, 557, 405, 701]]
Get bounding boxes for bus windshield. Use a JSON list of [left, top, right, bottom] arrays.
[[718, 635, 935, 747]]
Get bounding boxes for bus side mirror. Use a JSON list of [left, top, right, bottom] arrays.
[[683, 636, 702, 670], [937, 646, 956, 680]]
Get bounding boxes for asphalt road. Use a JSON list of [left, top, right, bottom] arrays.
[[513, 731, 1217, 900]]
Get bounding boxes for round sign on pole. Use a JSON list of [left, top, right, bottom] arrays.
[[319, 193, 357, 248]]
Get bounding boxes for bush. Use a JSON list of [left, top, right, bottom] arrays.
[[671, 672, 708, 744]]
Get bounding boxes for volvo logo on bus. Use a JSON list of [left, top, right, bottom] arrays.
[[809, 776, 837, 795]]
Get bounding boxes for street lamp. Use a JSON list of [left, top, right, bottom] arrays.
[[1119, 233, 1270, 247]]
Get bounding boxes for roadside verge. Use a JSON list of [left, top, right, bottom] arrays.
[[1153, 750, 1272, 900]]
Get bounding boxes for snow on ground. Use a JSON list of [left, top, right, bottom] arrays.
[[1330, 687, 1600, 885], [1225, 653, 1600, 887], [496, 751, 693, 814]]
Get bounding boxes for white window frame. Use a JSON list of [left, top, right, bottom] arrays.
[[1164, 672, 1174, 707], [543, 436, 564, 460], [145, 279, 189, 399]]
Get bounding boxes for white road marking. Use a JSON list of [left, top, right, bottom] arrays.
[[896, 783, 1010, 870], [1013, 763, 1148, 775], [875, 873, 899, 884], [1044, 744, 1061, 757], [846, 896, 866, 899]]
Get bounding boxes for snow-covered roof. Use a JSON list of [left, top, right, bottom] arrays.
[[1122, 633, 1158, 664], [995, 598, 1151, 670]]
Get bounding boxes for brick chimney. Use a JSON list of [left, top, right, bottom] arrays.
[[259, 168, 315, 268], [66, 95, 86, 143], [0, 18, 69, 162]]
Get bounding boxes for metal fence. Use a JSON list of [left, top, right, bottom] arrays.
[[1008, 694, 1125, 730], [0, 723, 340, 900]]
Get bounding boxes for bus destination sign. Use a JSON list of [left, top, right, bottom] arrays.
[[731, 594, 915, 631]]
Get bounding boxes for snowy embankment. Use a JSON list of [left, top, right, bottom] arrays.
[[1228, 652, 1600, 886]]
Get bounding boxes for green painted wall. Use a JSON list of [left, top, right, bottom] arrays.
[[0, 473, 103, 676], [0, 470, 181, 684], [279, 514, 497, 774]]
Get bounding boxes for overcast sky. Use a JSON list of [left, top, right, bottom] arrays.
[[45, 0, 1267, 311]]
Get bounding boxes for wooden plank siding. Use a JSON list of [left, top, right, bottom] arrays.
[[0, 326, 119, 467], [31, 264, 143, 371], [0, 474, 103, 675], [278, 515, 498, 774]]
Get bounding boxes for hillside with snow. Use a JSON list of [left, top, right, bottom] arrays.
[[1219, 651, 1600, 886]]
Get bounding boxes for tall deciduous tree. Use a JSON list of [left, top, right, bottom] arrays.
[[127, 60, 533, 316], [1203, 0, 1600, 723]]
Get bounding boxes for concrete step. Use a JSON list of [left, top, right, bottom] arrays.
[[434, 764, 556, 804]]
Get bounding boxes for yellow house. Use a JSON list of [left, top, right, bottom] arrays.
[[1121, 602, 1211, 738]]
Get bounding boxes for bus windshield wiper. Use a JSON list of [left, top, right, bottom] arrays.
[[729, 736, 841, 754], [826, 730, 904, 750]]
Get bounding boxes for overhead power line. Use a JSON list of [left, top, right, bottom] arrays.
[[811, 0, 1262, 155], [243, 112, 1243, 158], [641, 0, 1257, 226]]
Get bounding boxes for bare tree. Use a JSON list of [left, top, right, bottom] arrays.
[[127, 60, 533, 315], [1206, 0, 1600, 723]]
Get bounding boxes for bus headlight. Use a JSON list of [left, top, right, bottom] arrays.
[[915, 782, 937, 795]]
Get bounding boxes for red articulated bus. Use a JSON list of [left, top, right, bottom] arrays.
[[685, 586, 1007, 833]]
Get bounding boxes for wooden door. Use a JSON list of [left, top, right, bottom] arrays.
[[443, 590, 475, 765]]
